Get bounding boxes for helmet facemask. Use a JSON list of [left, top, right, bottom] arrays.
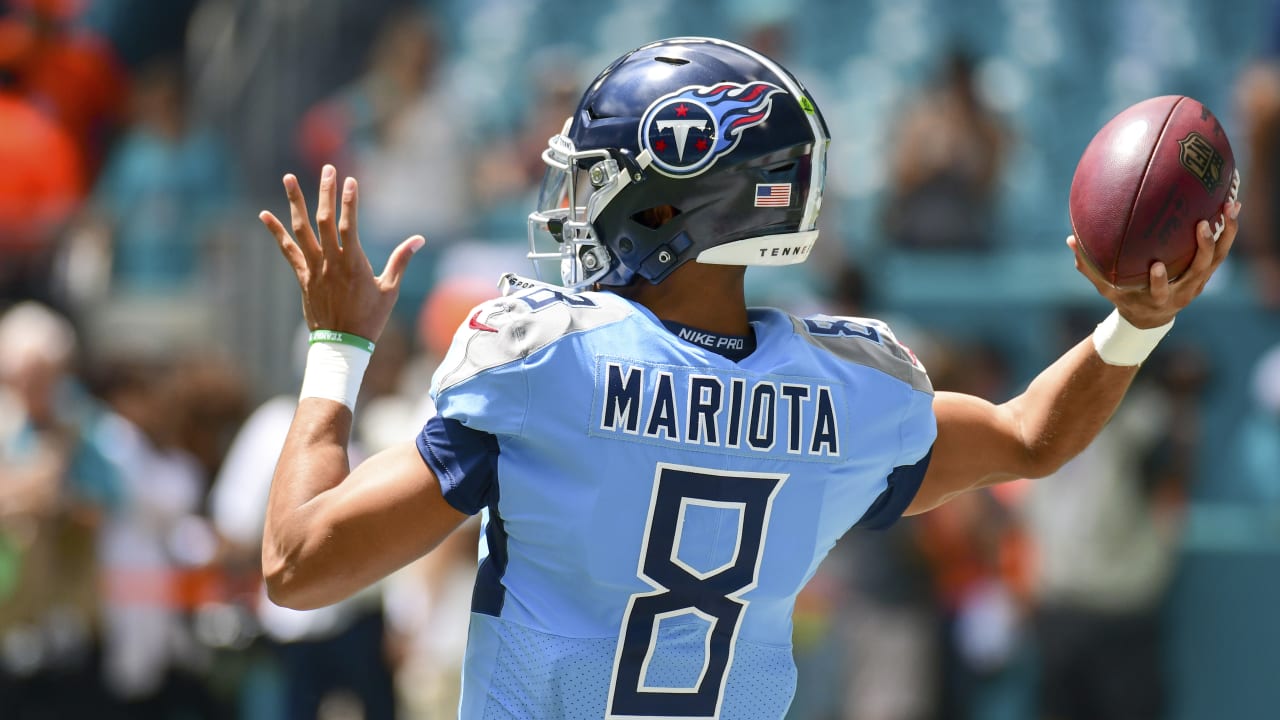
[[527, 127, 651, 291]]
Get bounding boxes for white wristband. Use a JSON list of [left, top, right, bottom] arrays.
[[1092, 309, 1173, 366], [299, 341, 372, 412]]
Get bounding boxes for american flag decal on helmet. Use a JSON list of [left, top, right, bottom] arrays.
[[754, 183, 792, 207]]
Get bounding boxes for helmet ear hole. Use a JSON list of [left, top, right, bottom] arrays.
[[631, 205, 682, 229]]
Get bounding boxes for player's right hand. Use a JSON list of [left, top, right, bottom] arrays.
[[1066, 199, 1240, 330], [259, 164, 425, 343]]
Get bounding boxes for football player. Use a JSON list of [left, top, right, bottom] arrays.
[[257, 37, 1238, 719]]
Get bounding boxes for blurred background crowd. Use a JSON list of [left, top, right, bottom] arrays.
[[3, 0, 1280, 718]]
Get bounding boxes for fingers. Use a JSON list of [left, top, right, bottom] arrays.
[[315, 164, 342, 260], [1174, 220, 1217, 285], [1172, 201, 1241, 292], [1213, 201, 1241, 266], [1148, 262, 1170, 305], [1066, 235, 1114, 296], [259, 210, 309, 278], [379, 235, 427, 290], [1072, 198, 1242, 329], [339, 176, 363, 258], [283, 174, 321, 263]]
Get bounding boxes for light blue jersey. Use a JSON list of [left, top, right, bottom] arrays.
[[417, 283, 936, 719]]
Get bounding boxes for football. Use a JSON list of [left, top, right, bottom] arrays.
[[1069, 95, 1239, 287]]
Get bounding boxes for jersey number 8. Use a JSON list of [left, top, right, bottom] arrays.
[[606, 464, 786, 719]]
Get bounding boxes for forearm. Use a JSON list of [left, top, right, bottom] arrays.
[[1003, 336, 1140, 479], [1008, 196, 1237, 475], [261, 399, 353, 599], [257, 167, 449, 610], [261, 399, 467, 610], [915, 189, 1235, 515]]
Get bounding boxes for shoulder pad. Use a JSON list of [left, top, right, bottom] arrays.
[[433, 286, 631, 392], [795, 314, 932, 394]]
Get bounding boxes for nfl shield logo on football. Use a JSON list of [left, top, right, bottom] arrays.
[[1177, 131, 1225, 192]]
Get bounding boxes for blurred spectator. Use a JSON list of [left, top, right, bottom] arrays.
[[210, 267, 500, 719], [1236, 43, 1280, 307], [883, 49, 1009, 251], [402, 242, 520, 397], [383, 516, 478, 719], [0, 91, 84, 301], [411, 244, 511, 373], [828, 260, 870, 317], [88, 356, 221, 718], [0, 0, 127, 176], [830, 518, 939, 720], [780, 545, 846, 720], [471, 46, 584, 239], [73, 57, 237, 299], [1021, 327, 1199, 720], [210, 327, 396, 720], [353, 320, 419, 454], [377, 274, 502, 718], [914, 338, 1032, 720], [167, 353, 250, 482], [0, 302, 119, 718], [297, 6, 473, 312], [1237, 343, 1280, 501], [81, 0, 200, 70], [918, 489, 1028, 720], [805, 288, 939, 720]]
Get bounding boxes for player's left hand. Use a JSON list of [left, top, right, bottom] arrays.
[[1066, 199, 1240, 329], [259, 164, 424, 342]]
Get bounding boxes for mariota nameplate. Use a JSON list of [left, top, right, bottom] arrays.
[[591, 358, 843, 461]]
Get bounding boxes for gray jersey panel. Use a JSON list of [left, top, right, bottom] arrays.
[[790, 314, 933, 395]]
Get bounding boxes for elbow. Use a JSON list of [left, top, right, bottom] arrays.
[[262, 561, 306, 610], [263, 559, 336, 611], [1005, 402, 1085, 481], [1020, 457, 1064, 482], [1018, 442, 1075, 480], [261, 534, 334, 611]]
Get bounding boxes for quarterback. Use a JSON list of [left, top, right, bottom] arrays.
[[257, 38, 1238, 719]]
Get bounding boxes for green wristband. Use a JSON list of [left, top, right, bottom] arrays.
[[309, 329, 375, 354]]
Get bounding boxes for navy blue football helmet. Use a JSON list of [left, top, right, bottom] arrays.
[[528, 37, 831, 291]]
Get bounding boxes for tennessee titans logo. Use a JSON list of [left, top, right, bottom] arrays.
[[639, 82, 785, 177]]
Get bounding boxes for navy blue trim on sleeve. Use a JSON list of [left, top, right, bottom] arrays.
[[854, 447, 933, 531], [416, 415, 500, 516]]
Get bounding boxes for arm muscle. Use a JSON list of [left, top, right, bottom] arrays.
[[907, 337, 1139, 514], [262, 399, 468, 609]]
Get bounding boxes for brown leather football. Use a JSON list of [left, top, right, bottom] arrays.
[[1069, 95, 1238, 288]]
